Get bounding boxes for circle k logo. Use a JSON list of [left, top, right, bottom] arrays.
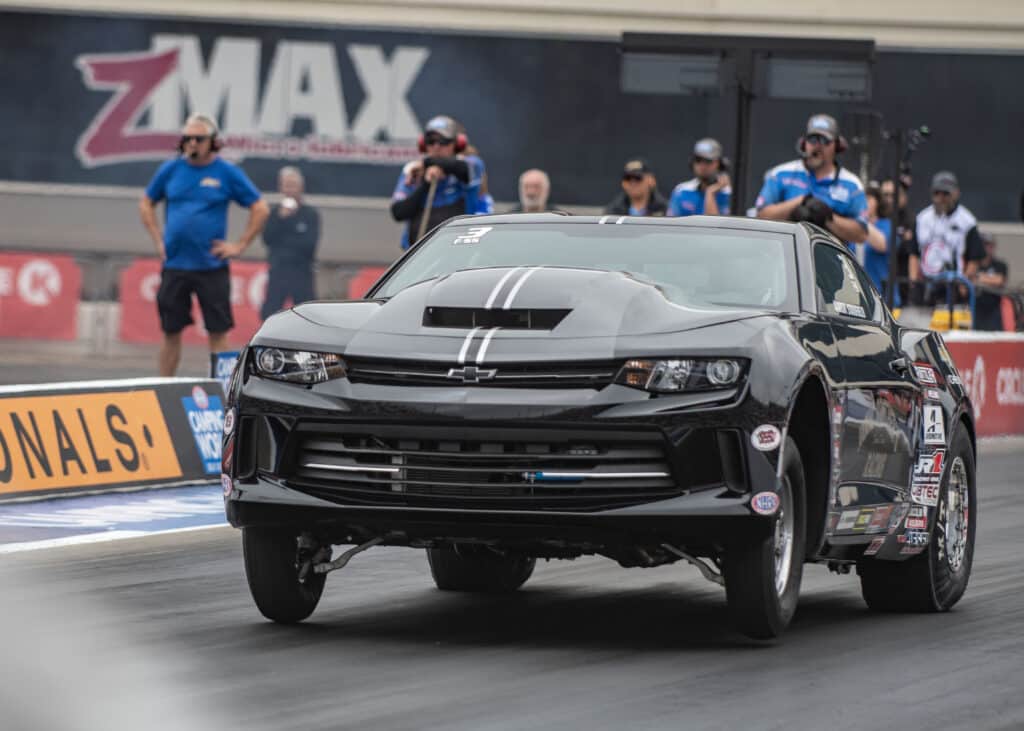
[[17, 259, 62, 306], [961, 354, 986, 420]]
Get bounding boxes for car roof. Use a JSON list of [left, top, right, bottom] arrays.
[[441, 213, 809, 237]]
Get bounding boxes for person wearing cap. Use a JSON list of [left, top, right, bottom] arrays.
[[139, 112, 269, 376], [756, 114, 868, 246], [667, 138, 732, 217], [908, 171, 986, 306], [390, 115, 485, 248], [604, 158, 668, 216], [971, 233, 1009, 331], [259, 166, 321, 320]]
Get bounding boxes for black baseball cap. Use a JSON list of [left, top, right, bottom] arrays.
[[622, 158, 653, 177]]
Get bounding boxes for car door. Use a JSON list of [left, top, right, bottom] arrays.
[[812, 242, 919, 506]]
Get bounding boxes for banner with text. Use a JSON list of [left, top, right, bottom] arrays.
[[0, 252, 81, 340], [0, 378, 223, 500], [944, 334, 1024, 437]]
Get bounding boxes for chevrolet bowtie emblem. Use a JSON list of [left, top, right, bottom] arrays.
[[447, 366, 497, 383]]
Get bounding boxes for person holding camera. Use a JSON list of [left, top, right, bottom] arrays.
[[139, 113, 269, 376], [390, 115, 484, 249], [260, 166, 321, 320], [756, 114, 868, 246], [667, 138, 732, 217]]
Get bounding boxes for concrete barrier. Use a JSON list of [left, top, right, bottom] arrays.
[[0, 378, 223, 501]]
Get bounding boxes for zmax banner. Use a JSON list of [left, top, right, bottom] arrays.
[[0, 379, 223, 500], [1, 10, 1023, 218]]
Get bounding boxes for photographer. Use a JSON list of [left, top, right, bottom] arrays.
[[390, 116, 484, 249], [756, 114, 868, 246], [668, 138, 732, 217]]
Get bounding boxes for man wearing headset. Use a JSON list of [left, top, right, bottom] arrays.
[[139, 113, 269, 376], [756, 114, 869, 247], [667, 138, 732, 217], [391, 115, 484, 249]]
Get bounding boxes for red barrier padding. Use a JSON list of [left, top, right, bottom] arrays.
[[347, 266, 388, 299], [944, 334, 1024, 437], [0, 252, 81, 340], [118, 258, 268, 346]]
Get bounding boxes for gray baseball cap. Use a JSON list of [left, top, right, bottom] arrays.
[[931, 171, 959, 193], [805, 114, 840, 141], [692, 138, 723, 160]]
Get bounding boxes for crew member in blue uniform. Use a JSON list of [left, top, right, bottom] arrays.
[[668, 138, 731, 217], [756, 114, 868, 246], [391, 116, 484, 249]]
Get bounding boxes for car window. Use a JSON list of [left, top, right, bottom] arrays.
[[813, 243, 874, 320], [376, 223, 797, 311]]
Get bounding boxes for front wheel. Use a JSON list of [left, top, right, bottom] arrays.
[[724, 437, 806, 640], [243, 527, 326, 623], [427, 545, 535, 593], [858, 422, 976, 612]]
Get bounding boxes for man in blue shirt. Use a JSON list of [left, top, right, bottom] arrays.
[[139, 113, 269, 376], [756, 114, 868, 246], [391, 116, 484, 249], [668, 138, 732, 217]]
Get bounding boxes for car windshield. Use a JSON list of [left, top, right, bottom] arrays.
[[374, 222, 796, 309]]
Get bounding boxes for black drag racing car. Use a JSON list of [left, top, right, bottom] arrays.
[[222, 214, 976, 639]]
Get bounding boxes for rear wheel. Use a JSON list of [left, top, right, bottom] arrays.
[[427, 545, 535, 593], [243, 527, 325, 623], [724, 437, 806, 640], [858, 423, 975, 612]]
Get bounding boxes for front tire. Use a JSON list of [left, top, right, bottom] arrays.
[[427, 545, 535, 593], [243, 527, 326, 623], [724, 437, 806, 640], [858, 422, 976, 612]]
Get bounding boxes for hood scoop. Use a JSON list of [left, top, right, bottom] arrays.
[[423, 306, 571, 330]]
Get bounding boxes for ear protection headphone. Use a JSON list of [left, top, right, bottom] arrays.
[[177, 114, 223, 153], [417, 131, 467, 154]]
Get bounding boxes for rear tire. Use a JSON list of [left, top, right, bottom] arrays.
[[724, 437, 806, 640], [427, 545, 535, 593], [243, 527, 325, 623], [858, 422, 975, 612]]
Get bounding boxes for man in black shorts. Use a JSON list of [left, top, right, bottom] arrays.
[[139, 113, 269, 375]]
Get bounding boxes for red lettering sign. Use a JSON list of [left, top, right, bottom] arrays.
[[118, 258, 267, 346], [944, 334, 1024, 437], [0, 253, 81, 340]]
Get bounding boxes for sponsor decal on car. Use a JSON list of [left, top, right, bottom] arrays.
[[923, 404, 945, 445], [223, 408, 235, 436], [750, 424, 782, 451], [925, 388, 942, 401], [888, 503, 910, 534], [911, 449, 945, 507], [837, 509, 860, 531], [750, 491, 780, 516], [898, 530, 930, 546], [854, 509, 873, 531], [864, 536, 886, 556], [906, 513, 928, 531], [913, 363, 938, 385], [900, 545, 926, 555], [867, 505, 893, 533]]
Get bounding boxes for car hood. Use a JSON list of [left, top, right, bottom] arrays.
[[258, 267, 775, 362]]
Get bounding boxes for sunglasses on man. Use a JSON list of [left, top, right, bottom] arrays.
[[622, 174, 645, 182], [424, 135, 454, 147], [180, 134, 211, 143], [693, 156, 717, 165], [804, 134, 833, 146]]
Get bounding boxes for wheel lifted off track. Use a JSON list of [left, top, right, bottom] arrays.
[[243, 527, 326, 623], [858, 423, 976, 613], [724, 436, 806, 640], [427, 545, 535, 593]]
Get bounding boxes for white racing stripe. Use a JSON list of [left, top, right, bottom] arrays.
[[502, 266, 543, 309], [0, 523, 228, 554], [598, 215, 610, 224], [484, 267, 523, 309], [615, 216, 626, 224], [475, 328, 501, 365], [457, 327, 482, 364]]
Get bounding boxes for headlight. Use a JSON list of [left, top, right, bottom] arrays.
[[616, 358, 746, 393], [251, 347, 346, 384]]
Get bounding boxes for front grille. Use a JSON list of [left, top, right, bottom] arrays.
[[345, 358, 619, 389], [283, 424, 678, 511]]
